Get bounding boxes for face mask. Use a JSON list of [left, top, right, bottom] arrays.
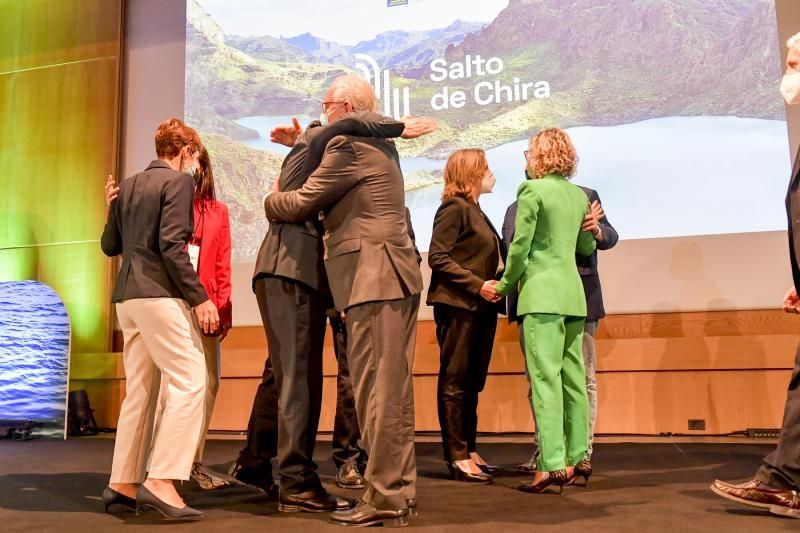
[[480, 172, 496, 194], [780, 72, 800, 105], [319, 112, 329, 126], [182, 151, 198, 177]]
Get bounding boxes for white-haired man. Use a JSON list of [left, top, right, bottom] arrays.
[[710, 33, 800, 519], [265, 74, 426, 527]]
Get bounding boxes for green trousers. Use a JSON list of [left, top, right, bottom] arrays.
[[522, 313, 589, 472]]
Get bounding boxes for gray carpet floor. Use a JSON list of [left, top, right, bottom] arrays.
[[0, 438, 795, 532]]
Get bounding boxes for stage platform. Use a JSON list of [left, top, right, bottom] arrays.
[[0, 438, 795, 532]]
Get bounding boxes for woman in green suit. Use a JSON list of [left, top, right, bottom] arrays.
[[492, 128, 596, 493]]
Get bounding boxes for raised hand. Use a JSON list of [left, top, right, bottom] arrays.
[[270, 116, 303, 147], [399, 115, 438, 139], [104, 174, 120, 207], [581, 200, 603, 239]]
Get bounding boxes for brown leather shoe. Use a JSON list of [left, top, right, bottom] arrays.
[[711, 479, 800, 518]]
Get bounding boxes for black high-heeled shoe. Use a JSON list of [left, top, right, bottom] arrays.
[[102, 486, 137, 513], [518, 469, 569, 494], [569, 458, 592, 487], [135, 484, 203, 520], [447, 463, 492, 484]]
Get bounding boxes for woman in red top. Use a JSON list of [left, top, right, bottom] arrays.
[[186, 146, 232, 488], [104, 145, 232, 490]]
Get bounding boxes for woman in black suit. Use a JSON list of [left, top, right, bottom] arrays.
[[428, 148, 505, 483]]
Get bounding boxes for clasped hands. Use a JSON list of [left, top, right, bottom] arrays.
[[480, 280, 501, 303]]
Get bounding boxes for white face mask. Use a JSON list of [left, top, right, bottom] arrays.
[[182, 151, 198, 177], [780, 72, 800, 105], [480, 171, 496, 194], [319, 112, 329, 126]]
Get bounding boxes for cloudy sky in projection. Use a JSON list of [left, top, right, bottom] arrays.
[[194, 0, 508, 44]]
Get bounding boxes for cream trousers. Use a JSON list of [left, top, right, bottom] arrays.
[[110, 298, 206, 483]]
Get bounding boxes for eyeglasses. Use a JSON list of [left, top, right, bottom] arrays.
[[523, 150, 530, 160], [322, 100, 347, 113]]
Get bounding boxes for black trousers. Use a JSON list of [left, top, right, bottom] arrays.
[[434, 303, 497, 463], [254, 276, 327, 494], [756, 339, 800, 490], [330, 313, 368, 469], [236, 286, 365, 481]]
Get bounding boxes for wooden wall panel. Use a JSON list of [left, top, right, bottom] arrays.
[[74, 309, 800, 436]]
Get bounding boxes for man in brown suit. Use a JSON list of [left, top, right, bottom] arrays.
[[265, 75, 424, 528]]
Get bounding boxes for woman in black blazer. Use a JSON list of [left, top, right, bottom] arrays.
[[427, 148, 505, 483]]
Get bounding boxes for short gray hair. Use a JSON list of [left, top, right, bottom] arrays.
[[788, 31, 800, 49], [331, 75, 378, 112]]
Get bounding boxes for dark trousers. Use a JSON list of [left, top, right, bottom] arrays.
[[236, 293, 365, 481], [255, 276, 327, 494], [345, 295, 419, 510], [433, 303, 497, 463], [756, 339, 800, 490], [236, 355, 279, 478], [330, 313, 367, 469]]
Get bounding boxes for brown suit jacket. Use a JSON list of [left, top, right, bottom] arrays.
[[264, 135, 423, 311], [253, 112, 405, 294]]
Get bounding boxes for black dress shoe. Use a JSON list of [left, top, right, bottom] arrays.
[[329, 499, 409, 528], [477, 463, 501, 475], [336, 463, 366, 489], [135, 485, 203, 520], [447, 463, 492, 484], [228, 461, 278, 497], [102, 486, 137, 513], [278, 486, 355, 513]]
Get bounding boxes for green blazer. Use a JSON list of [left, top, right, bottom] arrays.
[[495, 174, 596, 317]]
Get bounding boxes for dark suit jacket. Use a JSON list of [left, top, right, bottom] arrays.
[[264, 134, 423, 311], [253, 112, 406, 294], [427, 196, 506, 314], [787, 151, 800, 292], [502, 184, 618, 323], [101, 160, 208, 307]]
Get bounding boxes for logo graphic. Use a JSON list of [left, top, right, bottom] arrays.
[[354, 53, 410, 120]]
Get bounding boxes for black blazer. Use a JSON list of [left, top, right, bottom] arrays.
[[253, 112, 406, 294], [101, 160, 208, 307], [502, 184, 618, 323], [427, 196, 506, 314], [787, 150, 800, 292]]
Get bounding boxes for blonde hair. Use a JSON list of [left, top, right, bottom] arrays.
[[788, 32, 800, 49], [442, 148, 488, 202], [527, 128, 578, 179]]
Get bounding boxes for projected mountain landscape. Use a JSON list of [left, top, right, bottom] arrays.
[[186, 0, 789, 260]]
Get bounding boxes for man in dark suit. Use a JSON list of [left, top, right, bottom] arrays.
[[502, 174, 617, 472], [233, 112, 410, 513], [711, 34, 800, 519], [265, 75, 424, 528]]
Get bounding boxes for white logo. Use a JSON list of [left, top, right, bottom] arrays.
[[354, 53, 410, 120]]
